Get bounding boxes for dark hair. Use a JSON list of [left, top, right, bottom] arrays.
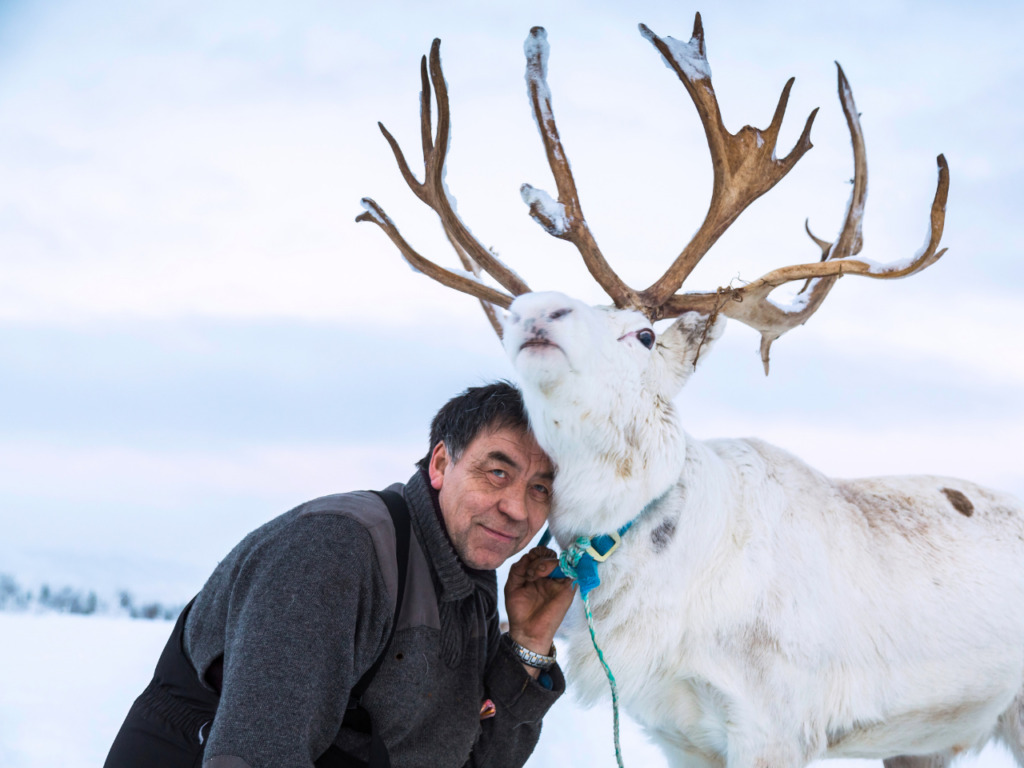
[[416, 381, 530, 471]]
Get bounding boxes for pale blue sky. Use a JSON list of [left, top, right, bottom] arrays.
[[0, 0, 1022, 597]]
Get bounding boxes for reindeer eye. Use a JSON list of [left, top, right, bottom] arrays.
[[637, 329, 655, 349]]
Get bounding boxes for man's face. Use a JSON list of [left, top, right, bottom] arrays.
[[428, 426, 554, 570]]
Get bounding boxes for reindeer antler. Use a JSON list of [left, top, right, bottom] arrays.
[[662, 64, 950, 373], [635, 15, 820, 309], [357, 40, 530, 338], [521, 15, 817, 316], [521, 27, 642, 311], [519, 14, 948, 371], [361, 19, 949, 369]]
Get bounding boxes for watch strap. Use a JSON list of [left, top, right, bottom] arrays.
[[506, 634, 557, 670]]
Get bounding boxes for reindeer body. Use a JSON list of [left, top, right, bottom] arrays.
[[503, 291, 1024, 768], [562, 439, 1024, 768]]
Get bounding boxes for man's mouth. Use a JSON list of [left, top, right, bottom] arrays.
[[479, 524, 518, 544]]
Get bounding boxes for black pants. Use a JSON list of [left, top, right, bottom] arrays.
[[104, 600, 218, 768], [104, 602, 372, 768]]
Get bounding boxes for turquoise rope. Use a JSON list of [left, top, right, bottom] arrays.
[[558, 537, 625, 768]]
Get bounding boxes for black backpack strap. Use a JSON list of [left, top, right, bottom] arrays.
[[350, 489, 411, 701], [316, 489, 411, 768]]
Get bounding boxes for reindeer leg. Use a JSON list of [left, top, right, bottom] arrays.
[[997, 689, 1024, 767], [647, 730, 724, 768]]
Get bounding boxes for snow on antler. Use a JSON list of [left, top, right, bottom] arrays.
[[523, 27, 556, 155], [638, 22, 711, 81], [520, 184, 569, 237]]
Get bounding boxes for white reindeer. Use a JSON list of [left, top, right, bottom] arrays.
[[356, 16, 1024, 768]]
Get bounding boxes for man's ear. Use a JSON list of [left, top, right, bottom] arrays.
[[655, 311, 727, 391], [428, 441, 449, 491]]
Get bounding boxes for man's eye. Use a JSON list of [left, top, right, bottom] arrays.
[[491, 469, 508, 479], [533, 485, 550, 496]]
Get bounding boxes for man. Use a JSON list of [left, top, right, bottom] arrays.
[[104, 382, 574, 768]]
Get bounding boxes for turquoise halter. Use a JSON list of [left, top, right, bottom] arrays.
[[538, 518, 635, 599]]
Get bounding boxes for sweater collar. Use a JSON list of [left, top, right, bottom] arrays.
[[402, 469, 479, 603]]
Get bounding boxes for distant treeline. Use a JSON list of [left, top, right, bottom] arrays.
[[0, 573, 182, 620]]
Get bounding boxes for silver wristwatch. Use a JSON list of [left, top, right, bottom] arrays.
[[506, 634, 557, 670]]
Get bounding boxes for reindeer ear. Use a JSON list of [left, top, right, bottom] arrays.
[[656, 311, 727, 390]]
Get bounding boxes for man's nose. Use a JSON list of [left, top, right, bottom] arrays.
[[497, 488, 528, 522]]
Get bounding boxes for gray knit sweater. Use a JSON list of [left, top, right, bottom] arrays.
[[183, 470, 564, 768]]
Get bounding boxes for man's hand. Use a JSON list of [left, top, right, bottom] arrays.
[[504, 546, 575, 679]]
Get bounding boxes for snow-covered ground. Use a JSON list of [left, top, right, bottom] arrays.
[[0, 613, 1018, 768], [0, 613, 173, 768]]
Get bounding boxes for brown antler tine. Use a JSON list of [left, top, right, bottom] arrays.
[[378, 122, 428, 205], [521, 26, 640, 311], [356, 198, 514, 309], [798, 219, 833, 295], [805, 219, 833, 260], [637, 16, 819, 310], [420, 54, 433, 160], [830, 63, 868, 260], [918, 154, 950, 271], [375, 53, 437, 205], [423, 40, 531, 296], [358, 36, 530, 333]]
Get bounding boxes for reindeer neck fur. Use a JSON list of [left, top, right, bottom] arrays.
[[521, 374, 687, 541]]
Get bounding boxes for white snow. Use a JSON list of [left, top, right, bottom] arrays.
[[856, 255, 920, 276], [520, 184, 569, 236], [639, 25, 712, 81], [767, 279, 818, 314], [0, 612, 172, 768], [524, 28, 554, 135], [523, 28, 569, 167], [0, 612, 1019, 768]]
